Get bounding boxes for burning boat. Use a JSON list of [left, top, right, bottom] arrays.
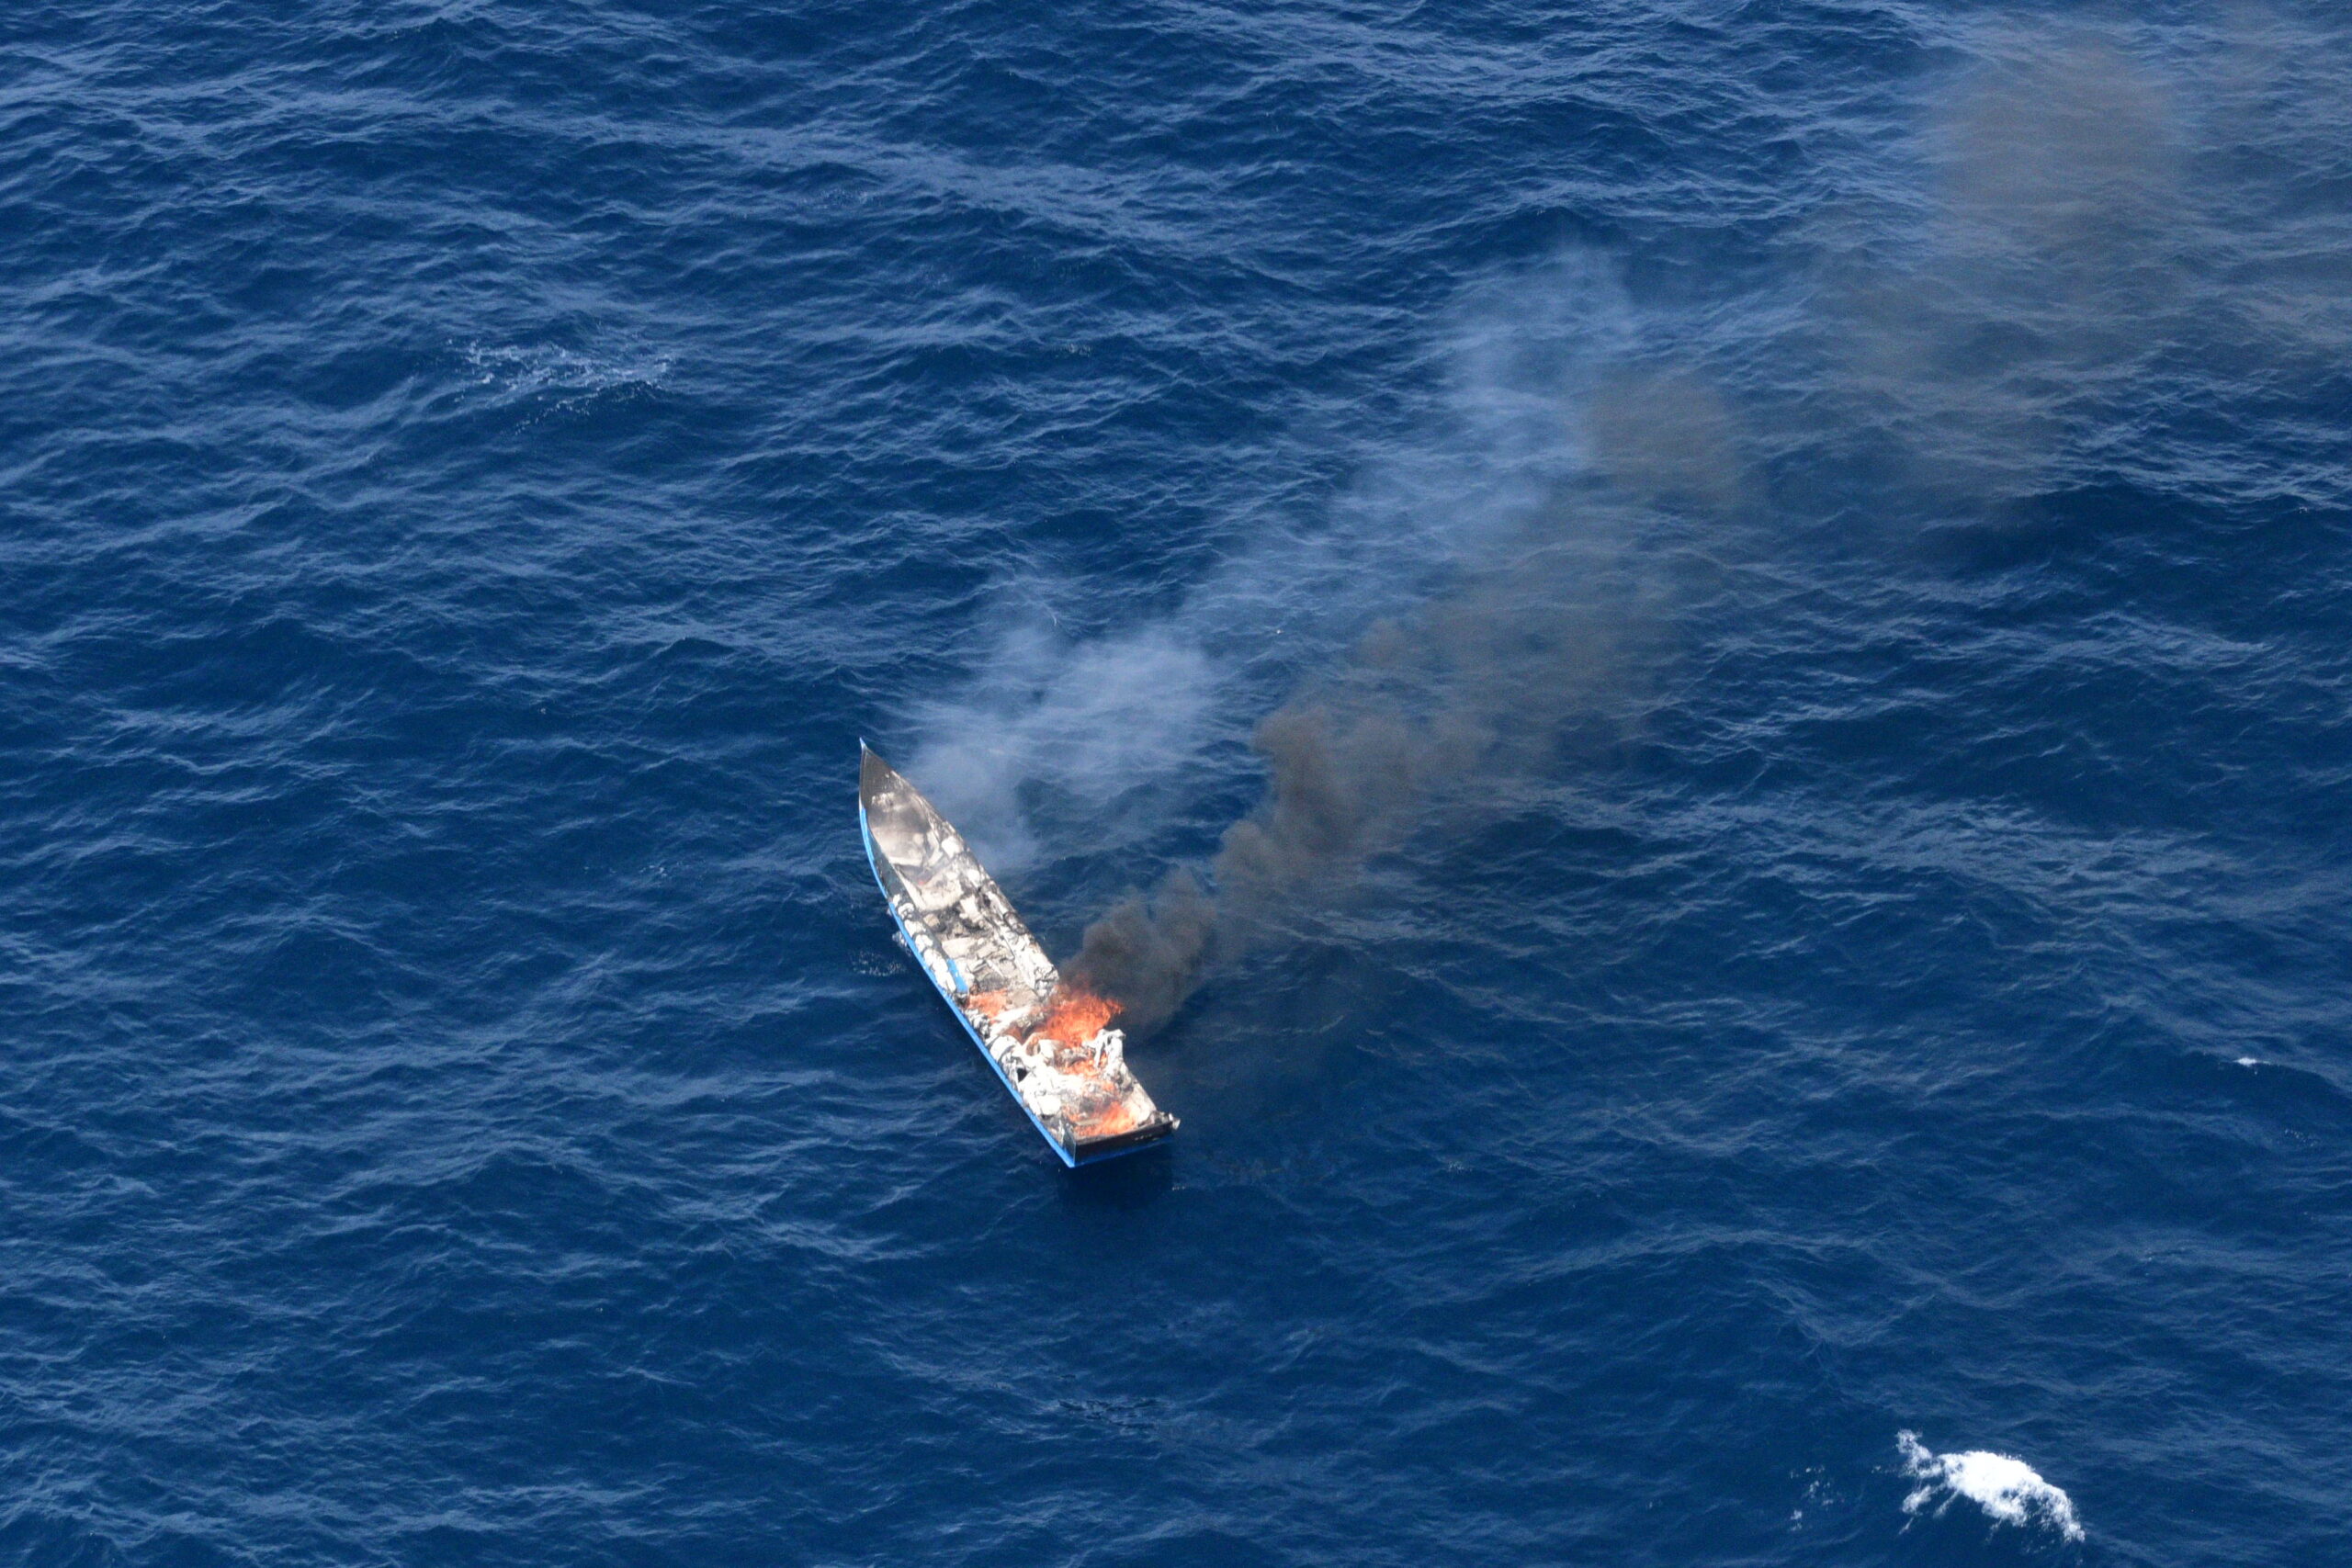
[[858, 744, 1178, 1166]]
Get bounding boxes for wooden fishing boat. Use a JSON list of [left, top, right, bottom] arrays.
[[859, 744, 1178, 1166]]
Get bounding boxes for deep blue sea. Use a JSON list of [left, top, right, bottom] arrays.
[[6, 3, 2351, 1564]]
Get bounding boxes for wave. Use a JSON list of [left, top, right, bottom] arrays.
[[1898, 1430, 2085, 1542]]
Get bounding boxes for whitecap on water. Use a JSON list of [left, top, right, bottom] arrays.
[[459, 341, 675, 421], [1898, 1431, 2085, 1542]]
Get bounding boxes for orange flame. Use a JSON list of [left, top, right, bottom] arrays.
[[1028, 983, 1119, 1048]]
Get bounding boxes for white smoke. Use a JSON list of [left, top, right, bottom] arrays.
[[1898, 1430, 2086, 1542], [903, 617, 1221, 870]]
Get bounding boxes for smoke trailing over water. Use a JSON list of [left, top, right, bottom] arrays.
[[920, 11, 2352, 1032], [1822, 33, 2189, 507], [1068, 474, 1667, 1032], [1809, 11, 2352, 512]]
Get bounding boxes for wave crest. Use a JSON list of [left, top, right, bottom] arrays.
[[1898, 1431, 2085, 1542]]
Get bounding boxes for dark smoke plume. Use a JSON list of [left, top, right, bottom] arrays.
[[1024, 11, 2352, 1032], [1066, 498, 1642, 1032]]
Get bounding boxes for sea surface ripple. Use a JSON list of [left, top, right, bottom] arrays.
[[3, 3, 2348, 1564]]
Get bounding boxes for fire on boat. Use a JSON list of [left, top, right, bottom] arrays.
[[858, 744, 1178, 1166]]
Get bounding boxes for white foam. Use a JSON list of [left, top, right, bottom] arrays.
[[1898, 1431, 2084, 1541]]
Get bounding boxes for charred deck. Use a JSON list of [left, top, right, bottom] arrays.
[[859, 744, 1177, 1167]]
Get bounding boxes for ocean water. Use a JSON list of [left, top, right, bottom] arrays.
[[6, 3, 2350, 1564]]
